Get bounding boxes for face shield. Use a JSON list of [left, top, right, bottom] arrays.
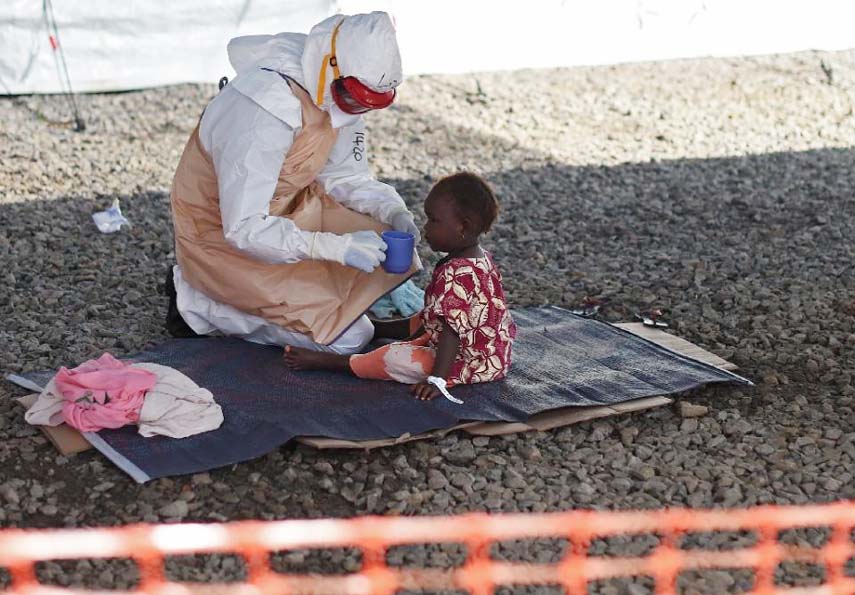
[[314, 18, 397, 114]]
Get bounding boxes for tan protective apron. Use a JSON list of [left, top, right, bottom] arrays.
[[170, 80, 418, 345]]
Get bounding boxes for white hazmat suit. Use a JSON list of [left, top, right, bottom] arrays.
[[171, 12, 419, 354]]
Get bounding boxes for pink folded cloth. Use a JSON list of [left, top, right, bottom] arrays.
[[54, 353, 157, 432]]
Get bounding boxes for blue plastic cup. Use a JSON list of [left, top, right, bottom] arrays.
[[381, 231, 415, 274]]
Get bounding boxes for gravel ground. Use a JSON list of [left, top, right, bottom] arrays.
[[2, 49, 855, 591]]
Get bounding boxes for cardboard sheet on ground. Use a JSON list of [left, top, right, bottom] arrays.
[[7, 307, 749, 482]]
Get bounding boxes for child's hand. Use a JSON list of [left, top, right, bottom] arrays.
[[412, 381, 441, 401]]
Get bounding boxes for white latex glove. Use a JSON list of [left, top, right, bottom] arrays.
[[303, 230, 387, 273], [388, 210, 421, 244], [343, 231, 387, 272]]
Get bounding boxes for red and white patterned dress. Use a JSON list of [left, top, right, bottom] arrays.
[[349, 253, 516, 386], [422, 254, 516, 385]]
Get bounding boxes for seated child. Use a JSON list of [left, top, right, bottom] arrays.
[[283, 172, 516, 401]]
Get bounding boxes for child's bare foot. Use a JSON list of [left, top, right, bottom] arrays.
[[282, 346, 352, 373]]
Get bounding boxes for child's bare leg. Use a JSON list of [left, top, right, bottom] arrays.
[[282, 346, 353, 373]]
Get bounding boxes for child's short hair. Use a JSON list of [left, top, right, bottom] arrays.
[[428, 172, 499, 233]]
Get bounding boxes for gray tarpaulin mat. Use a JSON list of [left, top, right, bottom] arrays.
[[7, 306, 750, 482]]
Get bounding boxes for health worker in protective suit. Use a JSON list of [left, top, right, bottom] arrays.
[[166, 11, 421, 354]]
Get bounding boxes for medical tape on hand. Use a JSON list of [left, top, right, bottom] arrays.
[[426, 376, 463, 405]]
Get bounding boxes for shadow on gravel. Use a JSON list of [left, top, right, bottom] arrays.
[[2, 147, 854, 422]]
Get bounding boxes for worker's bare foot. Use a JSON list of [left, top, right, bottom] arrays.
[[282, 346, 351, 373]]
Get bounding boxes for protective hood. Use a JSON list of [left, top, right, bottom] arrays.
[[224, 32, 307, 128], [302, 11, 403, 109], [227, 32, 307, 82]]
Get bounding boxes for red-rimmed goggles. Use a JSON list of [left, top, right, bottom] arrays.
[[332, 76, 396, 114]]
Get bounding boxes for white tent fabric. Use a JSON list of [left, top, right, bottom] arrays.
[[0, 0, 334, 94], [2, 0, 855, 95]]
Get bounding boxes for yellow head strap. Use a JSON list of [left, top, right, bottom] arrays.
[[315, 19, 344, 105]]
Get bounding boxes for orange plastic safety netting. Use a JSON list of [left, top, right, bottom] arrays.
[[1, 500, 855, 595]]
